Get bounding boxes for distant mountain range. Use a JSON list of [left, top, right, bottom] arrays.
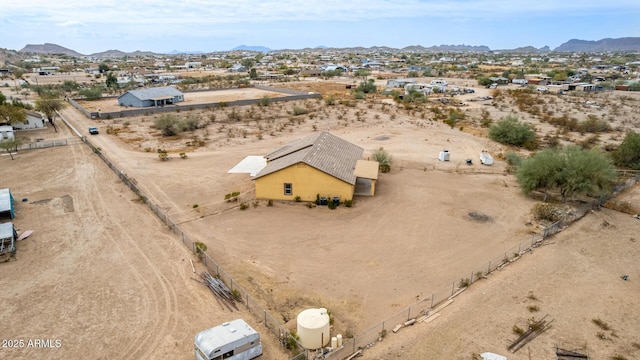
[[15, 37, 640, 57], [554, 37, 640, 52]]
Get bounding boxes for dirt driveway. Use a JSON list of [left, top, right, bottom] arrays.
[[0, 125, 285, 360]]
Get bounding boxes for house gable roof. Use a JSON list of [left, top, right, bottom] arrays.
[[118, 86, 183, 101], [255, 131, 363, 184]]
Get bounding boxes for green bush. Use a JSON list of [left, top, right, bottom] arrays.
[[489, 115, 536, 149], [372, 147, 393, 173], [614, 131, 640, 170], [292, 106, 308, 115]]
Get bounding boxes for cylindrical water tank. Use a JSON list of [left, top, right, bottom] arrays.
[[296, 308, 331, 349], [337, 334, 342, 347], [331, 337, 337, 349]]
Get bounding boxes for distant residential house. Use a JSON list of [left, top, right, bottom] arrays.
[[0, 125, 14, 140], [11, 111, 45, 130], [117, 86, 184, 108], [488, 77, 509, 85], [387, 78, 416, 89], [322, 65, 348, 73], [228, 63, 247, 73]]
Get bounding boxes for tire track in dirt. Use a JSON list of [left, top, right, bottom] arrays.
[[68, 142, 180, 359]]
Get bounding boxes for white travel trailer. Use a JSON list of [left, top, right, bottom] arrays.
[[194, 319, 263, 360], [430, 79, 448, 86]]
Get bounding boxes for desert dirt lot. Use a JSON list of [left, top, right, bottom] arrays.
[[0, 125, 284, 360], [2, 80, 640, 359]]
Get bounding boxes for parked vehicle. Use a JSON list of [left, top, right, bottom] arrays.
[[89, 127, 99, 135]]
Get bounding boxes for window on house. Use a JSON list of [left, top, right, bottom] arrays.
[[284, 183, 292, 196]]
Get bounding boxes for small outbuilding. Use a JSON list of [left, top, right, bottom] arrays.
[[0, 188, 15, 219], [0, 222, 17, 258], [117, 86, 184, 108], [12, 110, 46, 130], [0, 125, 15, 140]]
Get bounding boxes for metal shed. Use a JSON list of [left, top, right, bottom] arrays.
[[0, 188, 15, 219], [117, 86, 184, 108]]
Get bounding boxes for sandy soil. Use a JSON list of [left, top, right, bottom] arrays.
[[2, 78, 639, 360], [0, 125, 285, 360]]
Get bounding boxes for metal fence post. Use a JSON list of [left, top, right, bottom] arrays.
[[487, 261, 491, 274], [451, 281, 455, 296], [431, 293, 434, 308]]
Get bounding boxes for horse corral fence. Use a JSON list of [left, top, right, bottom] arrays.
[[57, 111, 640, 360], [68, 85, 321, 120]]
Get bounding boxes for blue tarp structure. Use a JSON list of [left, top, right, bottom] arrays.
[[0, 188, 15, 219]]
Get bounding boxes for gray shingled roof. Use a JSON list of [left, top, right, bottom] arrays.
[[119, 86, 183, 101], [255, 131, 363, 184]]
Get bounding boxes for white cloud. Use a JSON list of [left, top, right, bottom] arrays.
[[57, 20, 85, 27]]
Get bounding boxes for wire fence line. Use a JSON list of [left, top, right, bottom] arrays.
[[61, 109, 640, 360], [326, 171, 640, 360], [77, 137, 307, 359], [13, 137, 82, 151]]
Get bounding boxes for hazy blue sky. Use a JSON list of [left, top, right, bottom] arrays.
[[2, 1, 639, 54]]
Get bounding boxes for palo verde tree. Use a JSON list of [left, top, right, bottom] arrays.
[[489, 115, 536, 149], [35, 93, 66, 132], [105, 72, 118, 91], [516, 146, 617, 201], [0, 138, 24, 160], [613, 131, 640, 170]]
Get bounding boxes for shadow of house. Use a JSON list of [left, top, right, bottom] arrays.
[[117, 86, 184, 108]]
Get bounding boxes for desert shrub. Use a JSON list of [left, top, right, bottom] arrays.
[[356, 78, 377, 94], [194, 241, 207, 259], [527, 305, 540, 312], [267, 199, 273, 207], [531, 203, 562, 222], [489, 115, 536, 149], [460, 278, 470, 288], [181, 117, 200, 131], [258, 96, 271, 107], [292, 106, 308, 115], [344, 199, 353, 207], [505, 151, 524, 169], [153, 114, 181, 136], [578, 115, 611, 134], [239, 202, 249, 210], [324, 95, 335, 106], [512, 325, 524, 335], [294, 195, 301, 202], [224, 191, 240, 202], [372, 147, 393, 173], [517, 146, 616, 200], [613, 131, 640, 170], [327, 201, 337, 210], [227, 109, 242, 121], [286, 331, 299, 350], [353, 91, 366, 100]]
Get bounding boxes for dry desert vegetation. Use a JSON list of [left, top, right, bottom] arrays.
[[1, 78, 640, 360]]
